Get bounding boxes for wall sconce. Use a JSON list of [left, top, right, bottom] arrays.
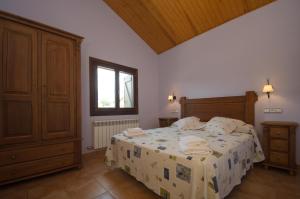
[[262, 79, 274, 99], [168, 93, 176, 102]]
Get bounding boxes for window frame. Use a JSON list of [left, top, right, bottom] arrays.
[[89, 57, 138, 116]]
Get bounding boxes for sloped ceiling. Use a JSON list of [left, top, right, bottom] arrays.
[[104, 0, 275, 54]]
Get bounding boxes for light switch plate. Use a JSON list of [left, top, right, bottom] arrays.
[[264, 108, 282, 113]]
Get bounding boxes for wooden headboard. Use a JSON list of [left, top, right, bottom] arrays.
[[180, 91, 258, 125]]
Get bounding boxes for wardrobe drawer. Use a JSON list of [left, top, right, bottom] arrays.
[[0, 142, 74, 166], [0, 154, 74, 182], [270, 152, 289, 166], [270, 139, 288, 152], [270, 127, 288, 139]]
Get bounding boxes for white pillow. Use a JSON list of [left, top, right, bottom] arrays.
[[171, 116, 204, 130], [231, 118, 246, 127], [205, 117, 244, 134], [235, 124, 254, 133]]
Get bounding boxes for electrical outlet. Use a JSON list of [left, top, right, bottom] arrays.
[[270, 108, 282, 113], [264, 108, 282, 113]]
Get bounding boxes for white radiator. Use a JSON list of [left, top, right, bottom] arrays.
[[93, 119, 139, 149]]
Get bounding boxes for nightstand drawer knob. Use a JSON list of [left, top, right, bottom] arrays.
[[10, 155, 16, 160]]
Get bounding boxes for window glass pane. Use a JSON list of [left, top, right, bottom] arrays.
[[97, 67, 115, 108], [119, 72, 134, 108]]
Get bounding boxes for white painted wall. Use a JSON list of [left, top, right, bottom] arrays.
[[158, 0, 300, 164], [0, 0, 160, 153]]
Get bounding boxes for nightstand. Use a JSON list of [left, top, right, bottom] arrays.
[[159, 117, 178, 127], [261, 121, 298, 175]]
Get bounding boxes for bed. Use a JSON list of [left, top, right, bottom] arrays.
[[105, 91, 265, 199]]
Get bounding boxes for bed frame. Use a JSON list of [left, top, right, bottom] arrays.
[[180, 91, 258, 125]]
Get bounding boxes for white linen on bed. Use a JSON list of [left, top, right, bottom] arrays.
[[179, 135, 212, 155], [123, 127, 145, 137], [105, 125, 265, 199], [179, 135, 208, 146]]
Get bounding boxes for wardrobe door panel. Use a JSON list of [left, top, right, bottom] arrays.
[[0, 20, 39, 145], [42, 32, 75, 139], [47, 102, 70, 133]]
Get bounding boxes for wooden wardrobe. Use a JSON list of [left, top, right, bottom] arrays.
[[0, 11, 83, 185]]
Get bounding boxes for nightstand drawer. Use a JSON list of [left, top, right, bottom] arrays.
[[270, 152, 288, 166], [270, 139, 288, 152], [270, 127, 288, 139], [160, 121, 170, 127], [159, 118, 178, 127]]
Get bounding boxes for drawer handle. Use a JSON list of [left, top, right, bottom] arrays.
[[10, 155, 16, 160]]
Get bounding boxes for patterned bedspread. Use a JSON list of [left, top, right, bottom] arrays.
[[105, 126, 265, 199]]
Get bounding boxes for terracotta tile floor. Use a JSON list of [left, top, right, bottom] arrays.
[[0, 151, 299, 199]]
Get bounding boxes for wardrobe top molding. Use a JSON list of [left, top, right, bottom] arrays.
[[0, 10, 84, 42]]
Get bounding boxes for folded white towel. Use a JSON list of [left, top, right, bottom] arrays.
[[179, 135, 207, 145], [179, 142, 208, 148], [179, 135, 211, 155], [180, 146, 212, 155], [123, 128, 145, 137]]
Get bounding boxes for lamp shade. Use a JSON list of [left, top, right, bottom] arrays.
[[168, 93, 176, 102], [263, 84, 274, 93]]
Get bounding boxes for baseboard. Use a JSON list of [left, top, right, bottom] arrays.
[[82, 146, 107, 154], [82, 148, 106, 156]]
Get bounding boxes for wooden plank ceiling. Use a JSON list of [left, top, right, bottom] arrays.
[[104, 0, 275, 54]]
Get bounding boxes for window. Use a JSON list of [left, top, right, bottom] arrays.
[[89, 57, 138, 116]]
